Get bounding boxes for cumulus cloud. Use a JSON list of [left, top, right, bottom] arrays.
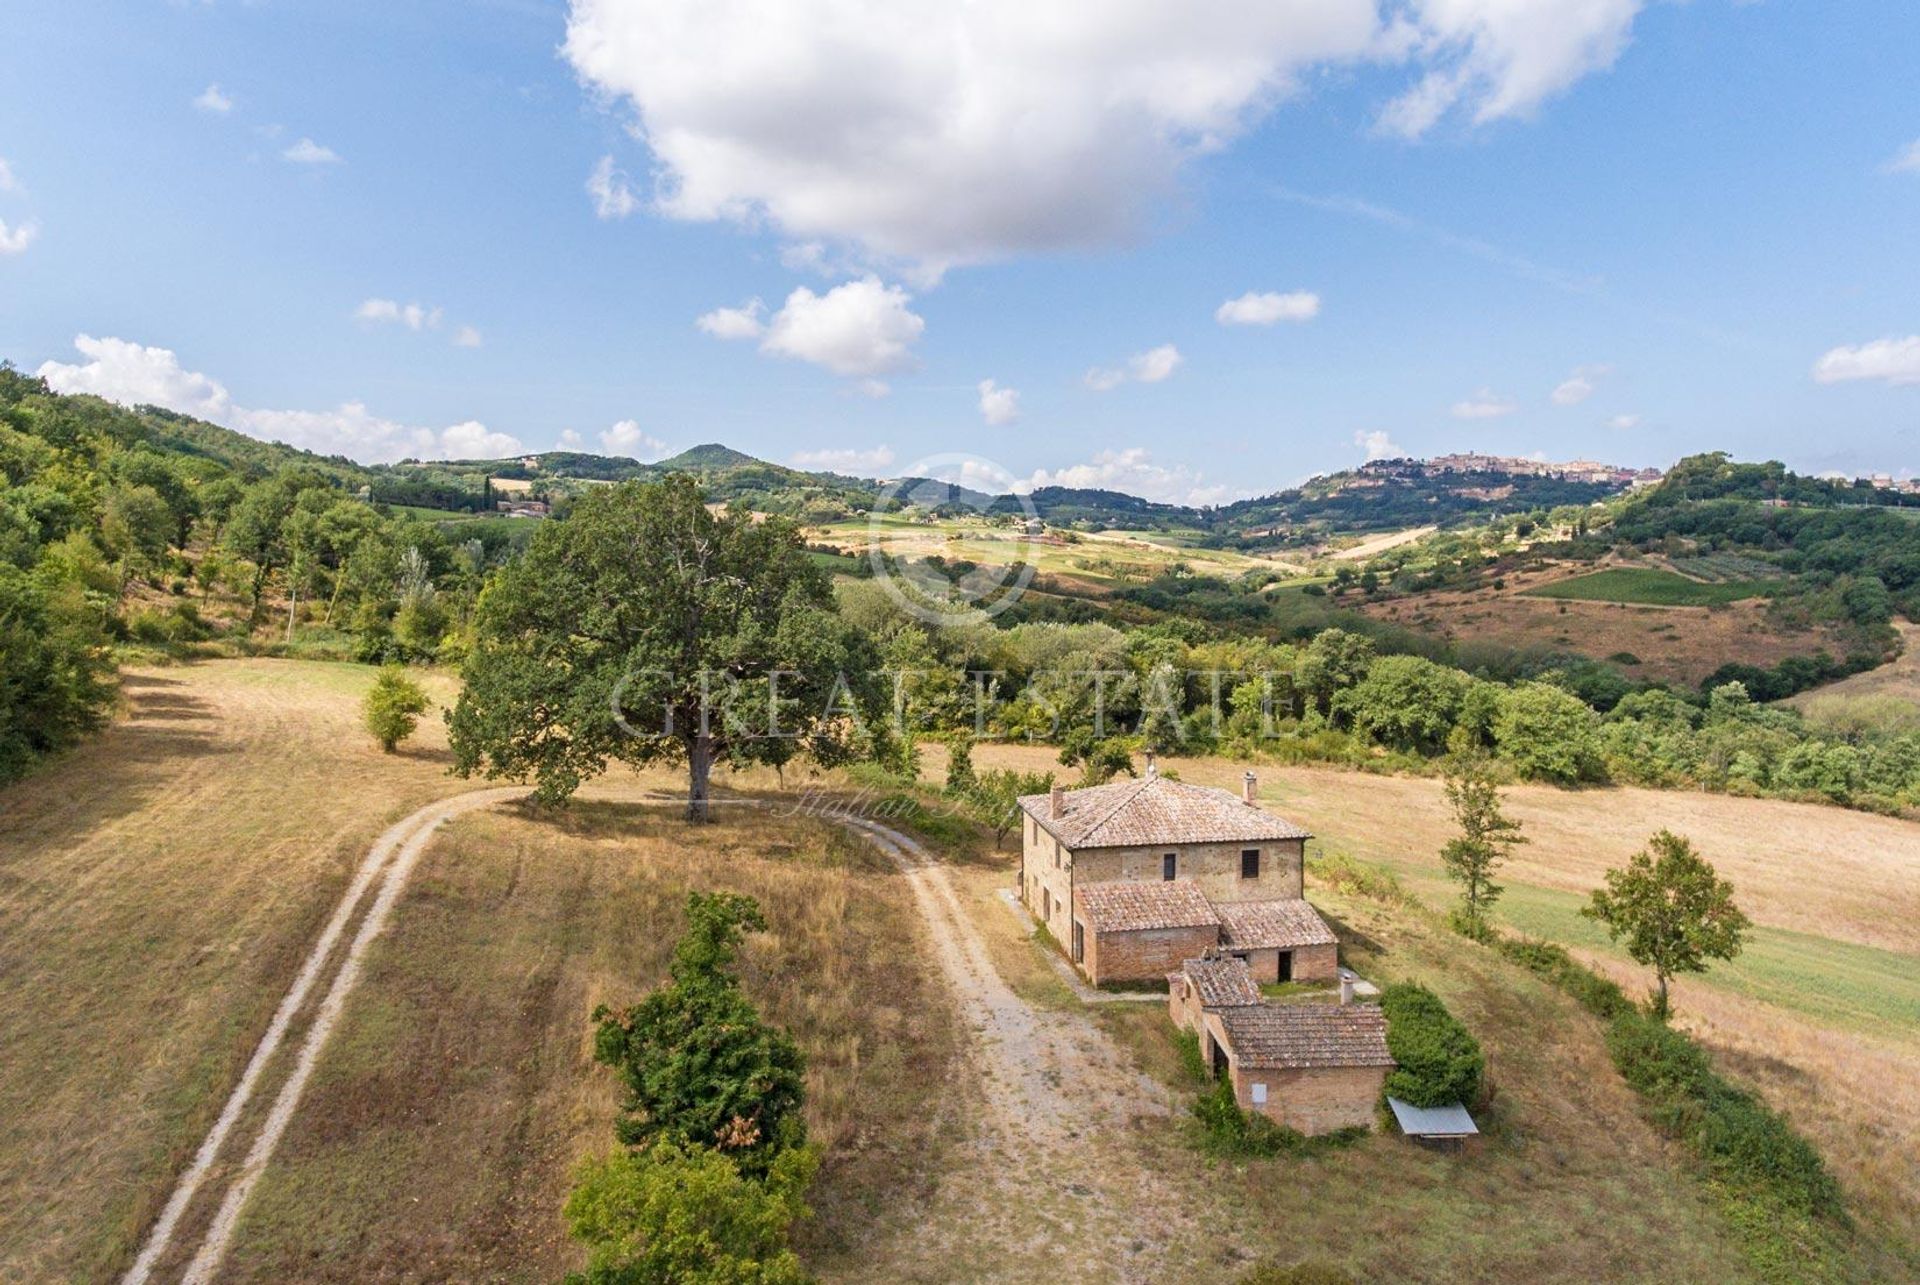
[[453, 325, 483, 348], [1551, 363, 1609, 405], [562, 1, 1647, 275], [282, 137, 341, 165], [1216, 290, 1320, 325], [696, 299, 766, 340], [0, 218, 37, 256], [977, 379, 1020, 425], [1450, 388, 1518, 419], [36, 334, 521, 463], [194, 84, 233, 114], [356, 298, 443, 331], [1086, 344, 1183, 392], [1022, 447, 1232, 507], [601, 419, 669, 459], [1608, 413, 1641, 430], [760, 277, 925, 379], [587, 154, 640, 219], [1377, 0, 1645, 139], [1883, 139, 1920, 175], [0, 157, 16, 192], [792, 445, 896, 474], [558, 428, 585, 448], [1355, 429, 1403, 461], [1812, 336, 1920, 387]]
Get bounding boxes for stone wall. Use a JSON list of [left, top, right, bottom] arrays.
[[1229, 1064, 1386, 1135], [1234, 942, 1340, 984], [1072, 838, 1304, 903]]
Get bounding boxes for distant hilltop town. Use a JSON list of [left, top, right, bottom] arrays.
[[1358, 452, 1665, 488], [1858, 473, 1920, 496]]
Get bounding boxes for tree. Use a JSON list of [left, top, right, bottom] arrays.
[[1494, 681, 1600, 784], [1335, 654, 1466, 753], [1380, 982, 1484, 1108], [1438, 755, 1525, 937], [967, 767, 1055, 848], [942, 733, 977, 796], [1057, 728, 1135, 786], [563, 1140, 817, 1285], [449, 476, 886, 818], [1582, 830, 1752, 1019], [362, 666, 430, 753], [591, 892, 807, 1173]]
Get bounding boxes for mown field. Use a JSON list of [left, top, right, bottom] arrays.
[[1522, 566, 1777, 606]]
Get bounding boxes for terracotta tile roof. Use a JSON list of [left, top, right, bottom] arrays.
[[1216, 899, 1338, 951], [1075, 879, 1220, 933], [1215, 1003, 1395, 1070], [1019, 775, 1311, 850], [1172, 956, 1262, 1008]]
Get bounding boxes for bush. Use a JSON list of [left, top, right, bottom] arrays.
[[1380, 983, 1483, 1108], [361, 666, 430, 753], [1491, 936, 1633, 1020]]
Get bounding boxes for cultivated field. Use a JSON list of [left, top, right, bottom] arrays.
[[1521, 566, 1776, 606], [963, 742, 1920, 1253], [1359, 561, 1846, 684]]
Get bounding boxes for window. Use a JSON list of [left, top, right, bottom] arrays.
[[1042, 888, 1051, 920], [1072, 921, 1084, 963], [1162, 853, 1177, 881], [1241, 848, 1260, 879]]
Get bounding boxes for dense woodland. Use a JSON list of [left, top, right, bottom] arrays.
[[8, 367, 1920, 816]]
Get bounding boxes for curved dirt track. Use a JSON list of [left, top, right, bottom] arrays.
[[130, 791, 1183, 1283]]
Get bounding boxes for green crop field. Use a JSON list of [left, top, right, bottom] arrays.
[[1522, 567, 1776, 606]]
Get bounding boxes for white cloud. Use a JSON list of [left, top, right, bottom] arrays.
[[1812, 336, 1920, 387], [587, 154, 640, 219], [1022, 447, 1233, 506], [793, 445, 896, 474], [36, 334, 521, 463], [355, 298, 443, 332], [0, 218, 37, 256], [0, 157, 17, 192], [977, 378, 1020, 426], [696, 299, 766, 340], [760, 277, 924, 378], [194, 84, 233, 114], [600, 419, 669, 459], [1883, 139, 1920, 175], [558, 428, 585, 448], [453, 325, 483, 348], [1377, 0, 1645, 139], [1216, 290, 1320, 325], [1608, 413, 1641, 430], [1354, 429, 1403, 461], [1087, 344, 1183, 391], [282, 137, 342, 165], [1550, 364, 1609, 405], [1450, 388, 1518, 419], [563, 2, 1642, 275]]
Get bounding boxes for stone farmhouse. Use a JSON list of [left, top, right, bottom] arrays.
[[1017, 763, 1339, 986], [1168, 955, 1393, 1134]]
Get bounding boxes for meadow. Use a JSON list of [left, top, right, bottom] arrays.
[[1521, 566, 1777, 606]]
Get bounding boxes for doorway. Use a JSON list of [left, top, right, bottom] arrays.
[[1277, 950, 1293, 983]]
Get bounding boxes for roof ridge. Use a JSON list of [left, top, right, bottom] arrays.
[[1077, 774, 1159, 844]]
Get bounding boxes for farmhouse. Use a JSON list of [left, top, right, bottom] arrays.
[[1169, 956, 1394, 1135], [1018, 763, 1341, 986]]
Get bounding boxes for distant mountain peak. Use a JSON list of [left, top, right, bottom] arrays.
[[656, 443, 766, 471]]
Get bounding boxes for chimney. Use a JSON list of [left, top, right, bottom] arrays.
[[1144, 749, 1158, 779], [1050, 783, 1064, 819], [1242, 771, 1258, 805], [1339, 975, 1355, 1006]]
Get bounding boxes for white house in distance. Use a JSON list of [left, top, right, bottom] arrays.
[[1018, 761, 1340, 986]]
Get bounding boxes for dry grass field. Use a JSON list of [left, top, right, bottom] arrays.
[[966, 742, 1920, 1254], [1358, 561, 1846, 684], [0, 660, 468, 1281]]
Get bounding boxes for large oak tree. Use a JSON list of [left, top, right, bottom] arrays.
[[449, 475, 886, 818]]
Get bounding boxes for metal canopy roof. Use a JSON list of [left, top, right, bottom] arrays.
[[1387, 1097, 1479, 1137]]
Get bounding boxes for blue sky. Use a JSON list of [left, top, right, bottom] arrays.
[[2, 0, 1917, 503]]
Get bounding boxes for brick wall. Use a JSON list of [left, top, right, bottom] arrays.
[[1072, 838, 1304, 903], [1085, 923, 1219, 985], [1229, 1064, 1387, 1135]]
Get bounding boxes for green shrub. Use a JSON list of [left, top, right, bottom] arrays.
[[1380, 983, 1483, 1108], [1491, 936, 1633, 1020], [1188, 1080, 1366, 1159], [361, 666, 430, 753]]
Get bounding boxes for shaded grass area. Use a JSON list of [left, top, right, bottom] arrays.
[[215, 799, 960, 1282], [1523, 567, 1775, 605]]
